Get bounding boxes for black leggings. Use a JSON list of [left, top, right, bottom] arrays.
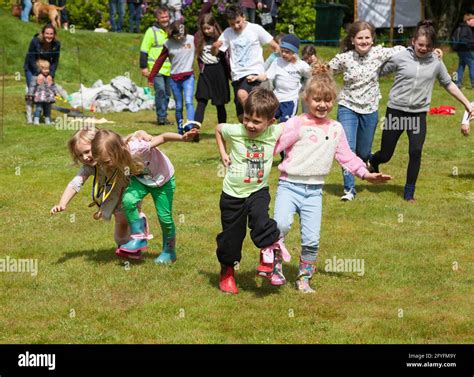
[[194, 99, 227, 124], [216, 188, 280, 267], [371, 107, 427, 186]]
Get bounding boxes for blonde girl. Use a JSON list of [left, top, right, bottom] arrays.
[[272, 64, 391, 292], [91, 128, 198, 263], [51, 127, 146, 256]]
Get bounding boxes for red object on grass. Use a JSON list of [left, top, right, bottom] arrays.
[[429, 106, 456, 115]]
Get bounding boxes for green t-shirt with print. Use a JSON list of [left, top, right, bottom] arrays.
[[221, 123, 283, 198]]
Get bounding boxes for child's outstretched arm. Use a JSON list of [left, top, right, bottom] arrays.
[[50, 185, 78, 214], [461, 108, 471, 136], [215, 124, 231, 166], [149, 129, 199, 148], [335, 128, 392, 184], [51, 166, 94, 214]]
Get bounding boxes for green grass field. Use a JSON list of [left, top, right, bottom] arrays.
[[0, 9, 473, 344]]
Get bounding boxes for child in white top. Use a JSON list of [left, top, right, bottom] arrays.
[[212, 4, 279, 121], [249, 34, 312, 122], [272, 64, 391, 292]]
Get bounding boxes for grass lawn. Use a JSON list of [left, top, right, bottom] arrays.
[[0, 9, 473, 344]]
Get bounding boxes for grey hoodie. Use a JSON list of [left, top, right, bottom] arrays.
[[380, 47, 452, 113]]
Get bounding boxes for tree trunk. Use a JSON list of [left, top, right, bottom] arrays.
[[425, 0, 464, 39]]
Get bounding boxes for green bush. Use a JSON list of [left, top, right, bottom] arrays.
[[276, 0, 316, 41], [67, 0, 109, 30]]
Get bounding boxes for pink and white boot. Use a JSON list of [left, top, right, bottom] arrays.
[[257, 238, 291, 280], [115, 213, 153, 260]]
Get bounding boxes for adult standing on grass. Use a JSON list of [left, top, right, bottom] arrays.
[[23, 24, 61, 124], [109, 0, 126, 32], [48, 0, 69, 30], [329, 21, 405, 202], [21, 0, 32, 22], [369, 20, 474, 202], [239, 0, 257, 23], [140, 6, 172, 126], [127, 0, 143, 33], [452, 13, 474, 89]]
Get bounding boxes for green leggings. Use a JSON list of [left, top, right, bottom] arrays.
[[122, 176, 176, 239]]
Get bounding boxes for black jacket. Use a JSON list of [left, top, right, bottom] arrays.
[[23, 34, 61, 77], [454, 23, 474, 52]]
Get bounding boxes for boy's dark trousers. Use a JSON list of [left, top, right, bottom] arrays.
[[216, 187, 280, 267]]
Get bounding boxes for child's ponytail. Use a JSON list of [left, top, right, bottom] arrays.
[[304, 60, 338, 102]]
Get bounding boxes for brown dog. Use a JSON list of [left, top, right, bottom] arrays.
[[32, 0, 64, 29]]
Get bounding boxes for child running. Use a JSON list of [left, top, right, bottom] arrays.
[[91, 127, 198, 263], [149, 21, 199, 136], [27, 59, 58, 125], [212, 4, 279, 122], [194, 13, 230, 129], [50, 127, 149, 257], [272, 64, 391, 293], [248, 34, 312, 123], [215, 87, 289, 294]]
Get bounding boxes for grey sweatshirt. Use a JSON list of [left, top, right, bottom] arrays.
[[380, 47, 452, 113]]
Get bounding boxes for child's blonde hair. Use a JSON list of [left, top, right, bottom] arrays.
[[91, 129, 144, 175], [68, 127, 98, 165], [304, 61, 338, 103], [36, 59, 50, 71]]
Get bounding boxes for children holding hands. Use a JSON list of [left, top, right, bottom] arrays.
[[92, 127, 198, 262]]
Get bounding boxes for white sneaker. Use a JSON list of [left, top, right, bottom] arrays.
[[340, 191, 355, 201], [45, 117, 51, 125], [33, 117, 40, 125]]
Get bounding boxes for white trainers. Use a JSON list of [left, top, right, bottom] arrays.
[[340, 191, 355, 201], [33, 117, 40, 125]]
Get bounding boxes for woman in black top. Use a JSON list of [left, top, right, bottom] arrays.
[[23, 24, 61, 123]]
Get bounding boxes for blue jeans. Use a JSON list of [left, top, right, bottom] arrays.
[[34, 102, 52, 119], [274, 180, 323, 262], [455, 51, 474, 88], [128, 3, 142, 33], [25, 70, 34, 88], [170, 75, 195, 133], [21, 0, 32, 22], [241, 7, 256, 23], [109, 0, 125, 32], [337, 105, 378, 194], [153, 74, 171, 122]]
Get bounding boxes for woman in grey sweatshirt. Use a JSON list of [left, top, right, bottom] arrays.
[[369, 20, 474, 201]]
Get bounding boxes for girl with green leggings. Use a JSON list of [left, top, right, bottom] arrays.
[[91, 128, 198, 263]]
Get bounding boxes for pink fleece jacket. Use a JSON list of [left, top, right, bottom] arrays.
[[274, 114, 369, 184]]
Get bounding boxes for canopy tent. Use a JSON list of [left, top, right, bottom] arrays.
[[355, 0, 424, 28], [354, 0, 425, 44]]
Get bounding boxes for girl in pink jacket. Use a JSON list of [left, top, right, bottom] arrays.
[[271, 64, 391, 293]]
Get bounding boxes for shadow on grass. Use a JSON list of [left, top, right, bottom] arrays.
[[55, 248, 155, 265], [322, 183, 404, 198], [448, 173, 474, 179], [200, 264, 301, 298]]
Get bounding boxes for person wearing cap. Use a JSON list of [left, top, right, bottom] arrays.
[[248, 34, 312, 122]]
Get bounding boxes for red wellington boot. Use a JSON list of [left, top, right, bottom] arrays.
[[219, 265, 238, 294]]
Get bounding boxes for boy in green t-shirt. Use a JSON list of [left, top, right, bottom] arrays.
[[215, 87, 289, 294]]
